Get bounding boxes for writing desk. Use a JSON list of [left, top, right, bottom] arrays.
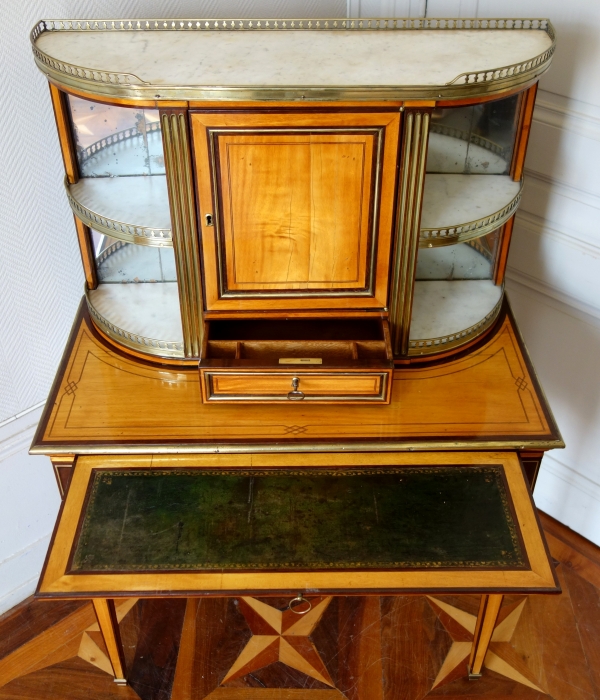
[[37, 451, 558, 685]]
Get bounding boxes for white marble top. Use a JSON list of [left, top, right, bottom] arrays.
[[37, 28, 552, 88], [410, 280, 502, 340], [421, 175, 521, 229], [71, 176, 171, 230]]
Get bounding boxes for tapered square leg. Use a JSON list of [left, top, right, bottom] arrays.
[[468, 594, 503, 679], [92, 598, 127, 684]]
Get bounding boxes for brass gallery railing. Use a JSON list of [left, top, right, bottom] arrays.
[[31, 17, 555, 101]]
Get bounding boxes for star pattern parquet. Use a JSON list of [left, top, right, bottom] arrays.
[[1, 516, 600, 700]]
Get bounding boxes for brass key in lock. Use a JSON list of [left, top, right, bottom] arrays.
[[287, 377, 305, 401]]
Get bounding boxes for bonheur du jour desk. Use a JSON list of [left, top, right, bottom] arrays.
[[29, 17, 562, 693]]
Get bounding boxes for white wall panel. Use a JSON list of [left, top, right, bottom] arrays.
[[349, 0, 425, 16]]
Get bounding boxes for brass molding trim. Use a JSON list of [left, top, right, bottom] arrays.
[[30, 438, 566, 456], [161, 111, 205, 358], [420, 180, 523, 247], [65, 178, 173, 247], [408, 288, 504, 356], [31, 18, 555, 102], [84, 285, 185, 359], [202, 371, 390, 402], [389, 110, 431, 357]]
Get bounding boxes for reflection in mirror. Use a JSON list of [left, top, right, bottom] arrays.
[[410, 230, 502, 342], [427, 94, 520, 175], [68, 96, 165, 177], [416, 230, 499, 281], [91, 231, 176, 284]]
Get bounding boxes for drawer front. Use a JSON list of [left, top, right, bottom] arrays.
[[202, 371, 391, 403]]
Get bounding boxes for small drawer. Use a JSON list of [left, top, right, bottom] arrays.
[[201, 369, 391, 403], [199, 316, 393, 404]]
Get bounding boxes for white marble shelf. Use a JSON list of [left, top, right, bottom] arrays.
[[67, 176, 172, 247], [410, 279, 503, 342], [87, 282, 184, 358], [420, 174, 522, 245], [33, 22, 553, 100]]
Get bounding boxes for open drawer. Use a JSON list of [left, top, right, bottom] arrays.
[[199, 317, 394, 404]]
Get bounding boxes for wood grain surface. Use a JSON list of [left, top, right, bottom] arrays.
[[191, 111, 400, 312], [31, 303, 561, 453]]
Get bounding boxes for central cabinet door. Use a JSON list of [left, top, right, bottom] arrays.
[[190, 111, 400, 312]]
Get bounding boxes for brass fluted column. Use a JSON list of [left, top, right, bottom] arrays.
[[160, 110, 204, 358], [389, 110, 430, 357]]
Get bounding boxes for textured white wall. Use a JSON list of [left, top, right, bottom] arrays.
[[2, 0, 599, 613], [0, 0, 346, 616], [355, 1, 600, 543]]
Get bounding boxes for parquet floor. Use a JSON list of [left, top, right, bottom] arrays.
[[0, 512, 598, 700]]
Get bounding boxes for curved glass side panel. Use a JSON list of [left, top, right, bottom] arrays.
[[68, 95, 165, 177], [427, 94, 520, 175], [92, 232, 176, 283], [87, 232, 183, 358], [409, 230, 503, 354]]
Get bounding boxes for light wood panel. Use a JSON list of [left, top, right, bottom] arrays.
[[31, 304, 560, 452], [218, 134, 372, 290], [191, 111, 400, 312]]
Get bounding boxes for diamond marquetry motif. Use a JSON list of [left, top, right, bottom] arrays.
[[428, 596, 546, 692], [222, 596, 334, 687]]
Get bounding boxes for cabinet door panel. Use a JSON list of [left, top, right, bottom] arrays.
[[221, 134, 372, 289], [191, 111, 400, 312]]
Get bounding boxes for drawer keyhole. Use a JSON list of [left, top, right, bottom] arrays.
[[287, 377, 305, 401], [205, 213, 214, 227]]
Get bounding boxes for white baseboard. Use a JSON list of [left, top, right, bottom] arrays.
[[0, 403, 45, 464], [0, 403, 58, 616], [535, 454, 600, 547], [0, 535, 52, 616]]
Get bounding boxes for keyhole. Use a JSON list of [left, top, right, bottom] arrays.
[[205, 213, 213, 227]]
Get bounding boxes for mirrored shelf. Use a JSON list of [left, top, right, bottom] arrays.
[[427, 129, 511, 174], [67, 176, 172, 247], [420, 175, 522, 247]]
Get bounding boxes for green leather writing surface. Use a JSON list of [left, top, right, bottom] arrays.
[[70, 467, 525, 572]]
